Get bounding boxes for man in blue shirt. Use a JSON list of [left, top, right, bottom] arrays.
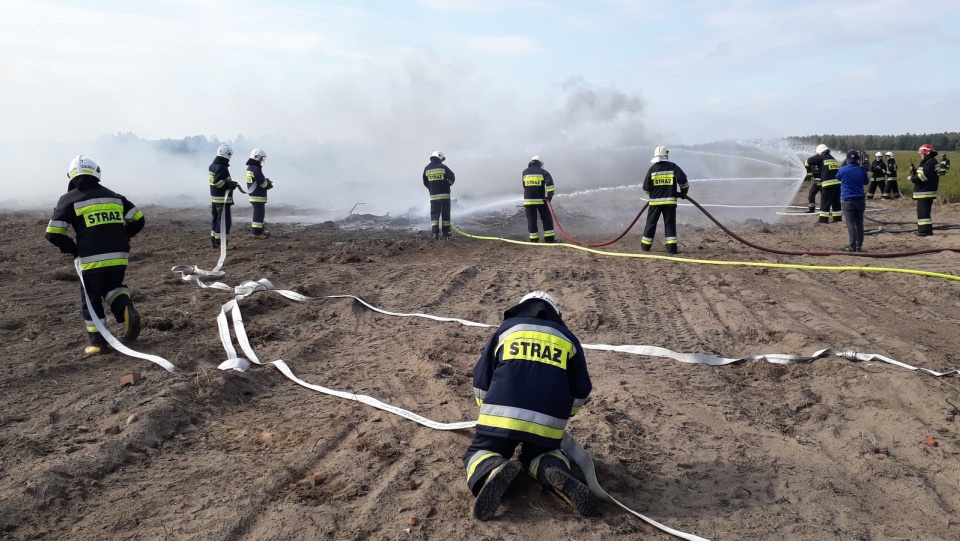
[[837, 150, 869, 252]]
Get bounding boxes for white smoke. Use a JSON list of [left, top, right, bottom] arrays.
[[3, 63, 803, 224]]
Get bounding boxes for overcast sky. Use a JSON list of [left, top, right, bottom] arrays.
[[3, 0, 958, 212]]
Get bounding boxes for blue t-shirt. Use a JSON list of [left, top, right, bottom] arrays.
[[837, 163, 868, 200]]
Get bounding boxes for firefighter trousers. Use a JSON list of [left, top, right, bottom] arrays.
[[807, 182, 821, 211], [463, 434, 571, 496], [80, 267, 133, 346], [251, 202, 267, 236], [883, 177, 901, 199], [211, 203, 233, 243], [818, 185, 842, 223], [916, 198, 934, 235], [524, 204, 554, 242], [642, 205, 678, 252], [430, 199, 451, 238]]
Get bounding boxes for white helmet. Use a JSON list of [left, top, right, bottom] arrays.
[[217, 144, 234, 159], [815, 144, 829, 155], [530, 155, 543, 165], [431, 151, 445, 162], [875, 152, 882, 157], [249, 148, 266, 162], [67, 155, 101, 180], [885, 151, 894, 158], [654, 145, 669, 159], [519, 291, 560, 317]]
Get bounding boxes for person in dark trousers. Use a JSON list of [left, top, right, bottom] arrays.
[[463, 291, 597, 521], [837, 150, 869, 252], [209, 144, 239, 248], [883, 151, 900, 199], [422, 151, 455, 239], [642, 145, 689, 253], [521, 156, 556, 242], [868, 152, 886, 200], [906, 144, 940, 237], [804, 150, 823, 212], [939, 153, 951, 180], [807, 144, 841, 223], [246, 148, 272, 239], [45, 155, 144, 356]]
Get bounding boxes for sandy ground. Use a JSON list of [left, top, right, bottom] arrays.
[[2, 186, 960, 541]]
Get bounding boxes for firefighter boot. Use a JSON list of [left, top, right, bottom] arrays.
[[667, 244, 679, 255], [123, 304, 141, 342], [473, 460, 521, 521], [84, 332, 111, 356], [542, 464, 599, 518]]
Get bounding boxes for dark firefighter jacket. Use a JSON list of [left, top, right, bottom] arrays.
[[422, 158, 455, 201], [938, 156, 950, 177], [912, 153, 940, 199], [245, 159, 272, 204], [870, 158, 886, 180], [886, 157, 898, 179], [642, 160, 689, 206], [209, 156, 237, 205], [45, 175, 144, 272], [472, 299, 592, 448], [807, 152, 840, 188], [521, 163, 555, 205], [804, 155, 823, 184]]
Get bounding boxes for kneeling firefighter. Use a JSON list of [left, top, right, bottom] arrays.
[[463, 291, 597, 521]]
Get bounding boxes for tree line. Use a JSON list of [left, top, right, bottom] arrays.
[[791, 132, 960, 153]]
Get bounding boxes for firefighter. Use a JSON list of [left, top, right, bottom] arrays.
[[939, 153, 951, 180], [883, 151, 900, 199], [906, 144, 940, 237], [521, 156, 556, 242], [804, 149, 823, 212], [209, 144, 240, 248], [868, 151, 886, 199], [246, 148, 273, 239], [463, 291, 597, 521], [808, 144, 841, 223], [422, 151, 455, 240], [45, 155, 144, 356], [642, 145, 689, 253]]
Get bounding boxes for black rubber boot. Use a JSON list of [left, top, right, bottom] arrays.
[[542, 466, 599, 518], [123, 305, 141, 342], [473, 460, 521, 521]]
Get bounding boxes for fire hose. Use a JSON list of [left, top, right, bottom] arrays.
[[546, 197, 960, 258]]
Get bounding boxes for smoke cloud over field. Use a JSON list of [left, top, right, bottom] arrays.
[[4, 70, 803, 224]]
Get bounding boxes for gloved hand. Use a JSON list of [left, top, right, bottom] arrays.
[[228, 181, 240, 191], [546, 194, 553, 202], [265, 178, 273, 190], [678, 191, 688, 199]]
